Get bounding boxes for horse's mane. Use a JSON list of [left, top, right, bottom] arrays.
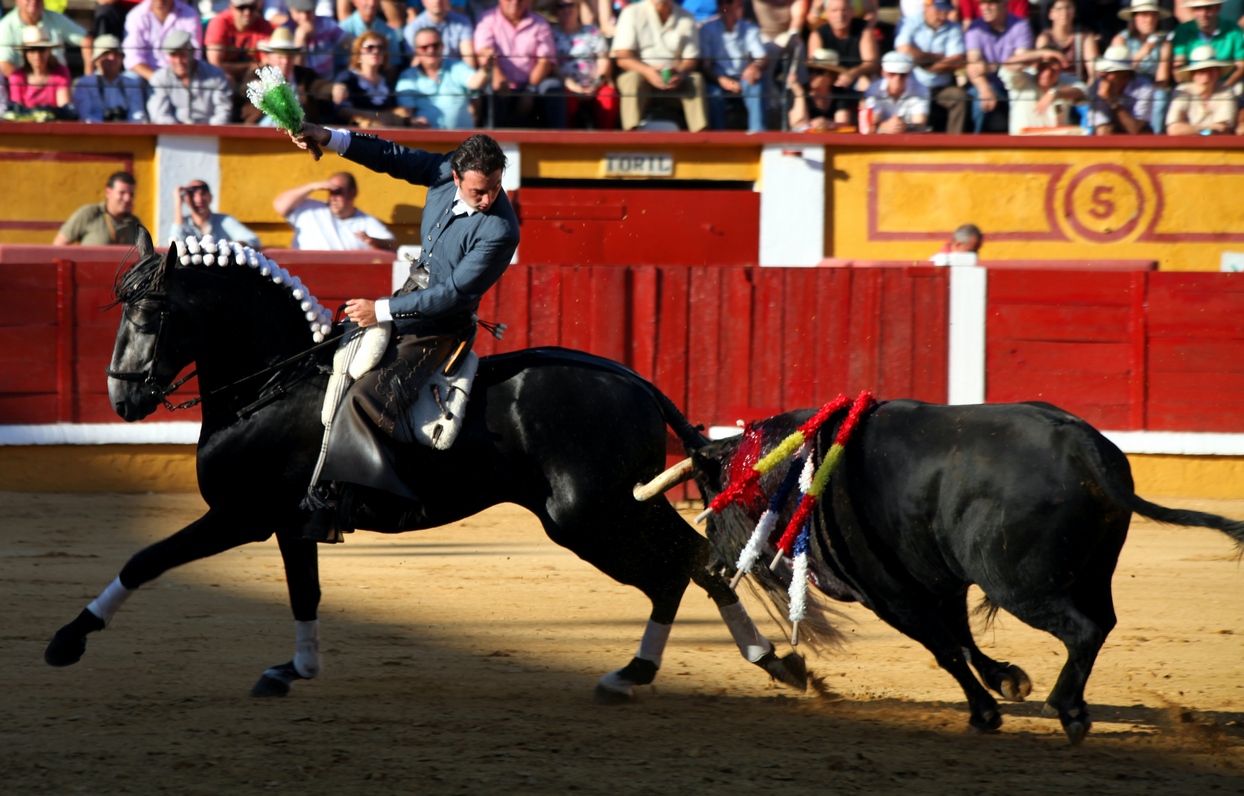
[[110, 236, 333, 342]]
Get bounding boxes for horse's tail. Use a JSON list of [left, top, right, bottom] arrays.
[[646, 385, 710, 453]]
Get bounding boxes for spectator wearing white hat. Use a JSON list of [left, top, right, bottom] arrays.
[[72, 34, 149, 122], [1087, 43, 1156, 133], [240, 27, 336, 124], [1166, 43, 1239, 132], [146, 29, 234, 125], [5, 24, 72, 116], [1110, 1, 1173, 131], [0, 0, 90, 79], [1170, 0, 1244, 93], [862, 50, 929, 132]]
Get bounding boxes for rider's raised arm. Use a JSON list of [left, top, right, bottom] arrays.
[[337, 133, 452, 190]]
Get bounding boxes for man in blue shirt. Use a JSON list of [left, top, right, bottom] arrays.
[[896, 0, 967, 133], [700, 0, 768, 131], [404, 0, 476, 65], [396, 25, 490, 127]]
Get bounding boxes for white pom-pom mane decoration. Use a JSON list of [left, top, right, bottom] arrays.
[[173, 235, 329, 342]]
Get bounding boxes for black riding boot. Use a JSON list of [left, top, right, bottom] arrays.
[[302, 483, 355, 544]]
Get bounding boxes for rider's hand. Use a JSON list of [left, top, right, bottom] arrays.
[[289, 122, 329, 160], [344, 298, 378, 328]]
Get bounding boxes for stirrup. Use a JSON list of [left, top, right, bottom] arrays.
[[303, 506, 346, 544]]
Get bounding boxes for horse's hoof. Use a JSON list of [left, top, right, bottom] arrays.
[[1041, 701, 1060, 719], [968, 709, 1003, 734], [998, 664, 1033, 702], [593, 683, 635, 705], [757, 649, 808, 692], [1061, 713, 1092, 745], [44, 609, 105, 667], [251, 674, 292, 698], [250, 661, 304, 698]]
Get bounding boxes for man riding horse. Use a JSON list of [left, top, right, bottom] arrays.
[[288, 124, 519, 543]]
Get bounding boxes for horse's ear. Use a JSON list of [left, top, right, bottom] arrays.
[[135, 226, 154, 259]]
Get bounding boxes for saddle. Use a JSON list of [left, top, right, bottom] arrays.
[[320, 323, 478, 451]]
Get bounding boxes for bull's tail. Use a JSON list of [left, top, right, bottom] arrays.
[[1079, 427, 1244, 551]]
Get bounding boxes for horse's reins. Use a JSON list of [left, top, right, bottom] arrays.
[[106, 295, 347, 414]]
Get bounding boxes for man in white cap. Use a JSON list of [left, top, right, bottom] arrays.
[[863, 51, 929, 133], [1170, 0, 1244, 92], [72, 34, 148, 122], [1166, 43, 1239, 133], [0, 0, 90, 78], [1088, 44, 1155, 134], [146, 29, 234, 125]]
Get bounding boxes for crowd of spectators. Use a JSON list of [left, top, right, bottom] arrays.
[[1, 0, 1242, 133]]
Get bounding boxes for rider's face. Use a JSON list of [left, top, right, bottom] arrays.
[[452, 169, 503, 213]]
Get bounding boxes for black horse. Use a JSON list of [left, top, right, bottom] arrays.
[[44, 231, 807, 700]]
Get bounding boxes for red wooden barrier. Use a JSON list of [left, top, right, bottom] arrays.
[[0, 247, 393, 425]]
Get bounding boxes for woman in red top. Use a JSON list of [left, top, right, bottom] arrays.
[[6, 25, 72, 113]]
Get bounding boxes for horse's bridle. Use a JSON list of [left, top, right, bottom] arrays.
[[105, 291, 343, 414], [103, 291, 200, 411]]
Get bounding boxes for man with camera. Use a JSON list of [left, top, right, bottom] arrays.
[[72, 34, 148, 123], [170, 180, 261, 248]]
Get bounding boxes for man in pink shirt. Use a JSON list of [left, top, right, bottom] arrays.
[[474, 0, 566, 127], [123, 0, 203, 81]]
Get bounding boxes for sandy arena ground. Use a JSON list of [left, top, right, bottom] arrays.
[[1, 491, 1241, 795]]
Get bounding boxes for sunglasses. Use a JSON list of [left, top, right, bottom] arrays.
[[235, 3, 257, 10], [360, 44, 384, 53], [416, 42, 443, 51], [187, 185, 209, 194]]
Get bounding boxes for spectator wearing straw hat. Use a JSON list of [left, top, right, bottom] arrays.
[[72, 34, 149, 122], [240, 27, 336, 124], [147, 29, 234, 124], [3, 24, 72, 117], [1087, 43, 1156, 133], [1170, 0, 1244, 92], [1110, 1, 1173, 131], [861, 51, 929, 133], [786, 46, 850, 129], [123, 0, 203, 82], [896, 0, 967, 134], [1166, 43, 1239, 132], [0, 0, 90, 79]]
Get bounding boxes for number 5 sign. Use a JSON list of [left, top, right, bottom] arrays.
[[1064, 164, 1146, 243]]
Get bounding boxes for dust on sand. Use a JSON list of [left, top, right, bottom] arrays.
[[2, 492, 1241, 794]]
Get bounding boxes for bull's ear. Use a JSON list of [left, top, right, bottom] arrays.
[[135, 226, 154, 259]]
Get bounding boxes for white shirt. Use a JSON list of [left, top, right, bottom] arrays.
[[865, 78, 930, 125], [286, 199, 394, 251]]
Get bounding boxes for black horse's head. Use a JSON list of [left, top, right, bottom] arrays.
[[106, 228, 193, 421]]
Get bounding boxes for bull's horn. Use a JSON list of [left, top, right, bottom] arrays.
[[633, 457, 695, 501]]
